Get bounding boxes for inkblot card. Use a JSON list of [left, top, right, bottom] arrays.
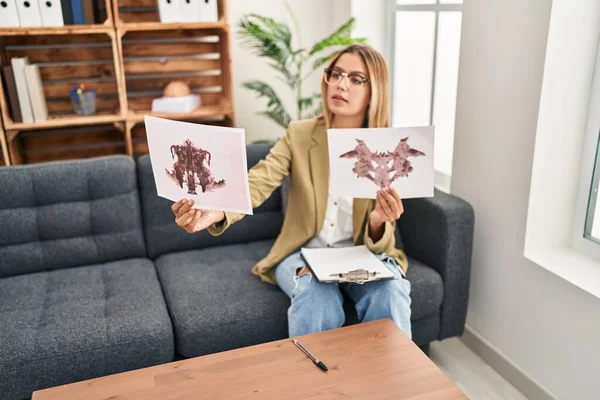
[[144, 115, 253, 215], [327, 126, 434, 199]]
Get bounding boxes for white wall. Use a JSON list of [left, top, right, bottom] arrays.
[[350, 0, 389, 62], [227, 0, 351, 143], [452, 0, 600, 399]]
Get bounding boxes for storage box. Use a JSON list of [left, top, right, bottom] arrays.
[[151, 94, 201, 113]]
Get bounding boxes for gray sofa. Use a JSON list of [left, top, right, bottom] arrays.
[[0, 144, 474, 400]]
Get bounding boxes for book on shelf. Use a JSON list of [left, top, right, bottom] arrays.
[[2, 66, 23, 123], [81, 0, 95, 24], [95, 0, 107, 23], [157, 0, 218, 23], [198, 0, 218, 22], [39, 0, 65, 27], [0, 0, 21, 27], [10, 57, 34, 124], [16, 0, 43, 27], [70, 0, 84, 24], [61, 0, 74, 24], [24, 64, 48, 122], [158, 0, 180, 23]]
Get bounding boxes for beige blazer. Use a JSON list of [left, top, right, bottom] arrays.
[[208, 117, 408, 285]]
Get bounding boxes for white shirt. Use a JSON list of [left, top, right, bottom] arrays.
[[304, 193, 355, 249]]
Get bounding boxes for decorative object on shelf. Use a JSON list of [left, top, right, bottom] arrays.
[[151, 81, 201, 113], [69, 84, 97, 115], [237, 2, 366, 129], [163, 80, 190, 97]]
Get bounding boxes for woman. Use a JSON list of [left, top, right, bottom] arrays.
[[171, 44, 412, 338]]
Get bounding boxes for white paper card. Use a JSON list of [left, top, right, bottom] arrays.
[[144, 115, 253, 215], [328, 126, 434, 199], [300, 245, 395, 283]]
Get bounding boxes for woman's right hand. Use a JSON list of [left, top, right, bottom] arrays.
[[171, 199, 225, 234]]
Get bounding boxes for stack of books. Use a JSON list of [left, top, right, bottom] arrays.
[[0, 0, 106, 27], [157, 0, 218, 23], [2, 57, 48, 124]]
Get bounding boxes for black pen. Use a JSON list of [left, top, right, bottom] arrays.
[[292, 339, 328, 372]]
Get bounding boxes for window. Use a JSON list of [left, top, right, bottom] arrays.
[[523, 0, 600, 299], [576, 38, 600, 254], [585, 127, 600, 243], [389, 0, 463, 190]]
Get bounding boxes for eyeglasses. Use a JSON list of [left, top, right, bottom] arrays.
[[324, 67, 371, 89]]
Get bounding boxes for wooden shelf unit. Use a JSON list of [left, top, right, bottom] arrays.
[[0, 0, 234, 164], [0, 25, 114, 36], [0, 122, 9, 166], [117, 21, 227, 32]]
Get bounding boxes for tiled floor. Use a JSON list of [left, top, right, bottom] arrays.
[[430, 338, 530, 400]]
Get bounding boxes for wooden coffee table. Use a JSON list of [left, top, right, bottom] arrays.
[[32, 319, 467, 399]]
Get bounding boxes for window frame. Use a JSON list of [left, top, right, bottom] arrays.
[[572, 37, 600, 260], [386, 0, 463, 192]]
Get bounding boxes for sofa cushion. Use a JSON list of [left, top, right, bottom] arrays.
[[155, 240, 289, 357], [405, 257, 444, 320], [0, 156, 146, 278], [0, 258, 173, 400], [137, 144, 284, 259]]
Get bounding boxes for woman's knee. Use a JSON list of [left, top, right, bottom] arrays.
[[289, 279, 346, 331], [293, 273, 341, 300], [366, 280, 412, 311]]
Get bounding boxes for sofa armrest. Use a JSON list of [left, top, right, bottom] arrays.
[[399, 189, 475, 340]]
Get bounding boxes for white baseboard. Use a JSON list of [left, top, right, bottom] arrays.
[[434, 170, 452, 193], [461, 325, 558, 400]]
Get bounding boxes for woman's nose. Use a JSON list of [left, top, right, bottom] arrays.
[[337, 76, 349, 91]]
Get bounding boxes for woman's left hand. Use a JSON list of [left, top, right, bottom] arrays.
[[371, 186, 404, 224]]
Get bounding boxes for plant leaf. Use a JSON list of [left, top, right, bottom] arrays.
[[242, 80, 282, 107], [242, 79, 292, 128], [268, 62, 298, 88], [260, 109, 292, 129], [237, 14, 294, 72], [308, 17, 366, 56], [298, 93, 322, 112], [312, 49, 342, 70]]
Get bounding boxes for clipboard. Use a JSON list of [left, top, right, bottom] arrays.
[[300, 245, 398, 284]]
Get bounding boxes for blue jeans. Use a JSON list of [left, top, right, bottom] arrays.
[[274, 251, 412, 339]]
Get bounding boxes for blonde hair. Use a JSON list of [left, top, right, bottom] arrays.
[[318, 44, 390, 128]]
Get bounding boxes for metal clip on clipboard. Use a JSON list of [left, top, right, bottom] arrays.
[[329, 268, 379, 284]]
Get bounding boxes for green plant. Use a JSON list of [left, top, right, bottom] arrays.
[[237, 5, 367, 129]]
